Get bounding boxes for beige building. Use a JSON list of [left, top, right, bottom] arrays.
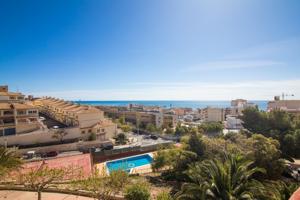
[[98, 106, 178, 128], [0, 86, 39, 137], [0, 85, 25, 103], [199, 107, 225, 122], [268, 99, 300, 113], [0, 103, 39, 136], [35, 98, 117, 141]]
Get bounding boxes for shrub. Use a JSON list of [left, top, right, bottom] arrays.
[[156, 191, 173, 200], [124, 183, 150, 200]]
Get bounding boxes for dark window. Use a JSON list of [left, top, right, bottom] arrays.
[[0, 129, 3, 137], [4, 128, 16, 136], [3, 111, 13, 115], [3, 118, 14, 124]]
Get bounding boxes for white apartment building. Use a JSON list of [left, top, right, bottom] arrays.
[[229, 99, 256, 116]]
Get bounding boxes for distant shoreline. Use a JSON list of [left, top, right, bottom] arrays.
[[75, 100, 268, 111]]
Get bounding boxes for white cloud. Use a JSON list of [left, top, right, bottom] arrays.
[[32, 79, 300, 101], [186, 59, 283, 71]]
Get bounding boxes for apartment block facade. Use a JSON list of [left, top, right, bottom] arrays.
[[199, 107, 225, 122], [268, 99, 300, 113], [0, 86, 39, 137], [35, 98, 117, 141]]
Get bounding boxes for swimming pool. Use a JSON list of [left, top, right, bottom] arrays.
[[106, 154, 153, 173]]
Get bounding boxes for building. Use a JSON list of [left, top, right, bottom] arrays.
[[35, 98, 117, 141], [268, 98, 300, 113], [225, 115, 243, 130], [0, 86, 39, 137], [0, 85, 25, 103], [0, 103, 39, 136], [199, 107, 225, 122], [97, 106, 178, 128], [228, 99, 256, 116]]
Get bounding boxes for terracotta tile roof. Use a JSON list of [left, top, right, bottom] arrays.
[[0, 92, 24, 96], [0, 103, 36, 110]]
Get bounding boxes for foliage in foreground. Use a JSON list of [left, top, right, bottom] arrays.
[[72, 169, 128, 200], [124, 182, 150, 200], [0, 147, 22, 178], [175, 154, 265, 200]]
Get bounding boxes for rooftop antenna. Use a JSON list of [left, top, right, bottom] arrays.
[[281, 93, 294, 100]]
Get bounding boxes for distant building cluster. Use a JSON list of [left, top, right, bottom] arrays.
[[268, 96, 300, 113], [98, 104, 178, 128]]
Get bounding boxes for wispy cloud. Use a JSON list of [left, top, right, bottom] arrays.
[[32, 79, 300, 101], [186, 59, 284, 71]]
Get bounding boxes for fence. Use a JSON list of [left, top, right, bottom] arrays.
[[92, 141, 173, 162]]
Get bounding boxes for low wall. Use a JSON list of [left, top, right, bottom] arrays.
[[18, 140, 111, 154], [0, 186, 124, 200]]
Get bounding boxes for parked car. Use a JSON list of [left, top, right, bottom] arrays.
[[23, 151, 36, 159], [101, 143, 113, 151], [42, 151, 58, 158], [150, 134, 158, 140]]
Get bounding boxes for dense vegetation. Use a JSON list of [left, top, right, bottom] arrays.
[[240, 107, 300, 158], [151, 108, 300, 199]]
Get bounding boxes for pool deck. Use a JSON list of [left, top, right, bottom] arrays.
[[95, 153, 154, 175]]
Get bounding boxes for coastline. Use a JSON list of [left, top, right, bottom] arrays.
[[75, 100, 268, 111]]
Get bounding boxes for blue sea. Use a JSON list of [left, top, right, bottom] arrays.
[[75, 100, 268, 111]]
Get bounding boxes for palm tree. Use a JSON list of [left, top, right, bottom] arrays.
[[0, 147, 22, 177], [175, 154, 265, 200]]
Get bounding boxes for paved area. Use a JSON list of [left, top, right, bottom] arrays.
[[21, 154, 92, 177], [0, 190, 93, 200], [113, 132, 171, 149]]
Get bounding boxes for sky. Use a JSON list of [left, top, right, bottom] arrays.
[[1, 0, 300, 100]]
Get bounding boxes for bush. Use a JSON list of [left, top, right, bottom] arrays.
[[88, 132, 96, 141], [156, 191, 173, 200], [124, 183, 150, 200]]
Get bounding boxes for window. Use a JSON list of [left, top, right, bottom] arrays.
[[3, 111, 13, 115], [17, 111, 26, 115], [88, 129, 92, 133], [4, 128, 16, 136], [28, 110, 37, 114], [81, 130, 85, 134]]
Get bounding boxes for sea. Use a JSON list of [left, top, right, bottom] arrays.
[[75, 100, 268, 111]]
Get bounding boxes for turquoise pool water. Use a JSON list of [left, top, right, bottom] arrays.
[[106, 154, 153, 173]]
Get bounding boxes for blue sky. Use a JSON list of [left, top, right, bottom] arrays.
[[1, 0, 300, 100]]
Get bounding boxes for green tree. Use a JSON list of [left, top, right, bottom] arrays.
[[198, 122, 224, 134], [108, 170, 129, 196], [240, 107, 270, 135], [18, 163, 78, 200], [115, 133, 128, 145], [125, 183, 150, 200], [120, 125, 132, 133], [118, 116, 126, 125], [165, 127, 174, 134], [146, 123, 157, 133], [186, 133, 205, 158], [0, 147, 22, 177], [175, 154, 265, 200], [250, 134, 285, 179], [88, 132, 97, 141], [73, 169, 128, 200]]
